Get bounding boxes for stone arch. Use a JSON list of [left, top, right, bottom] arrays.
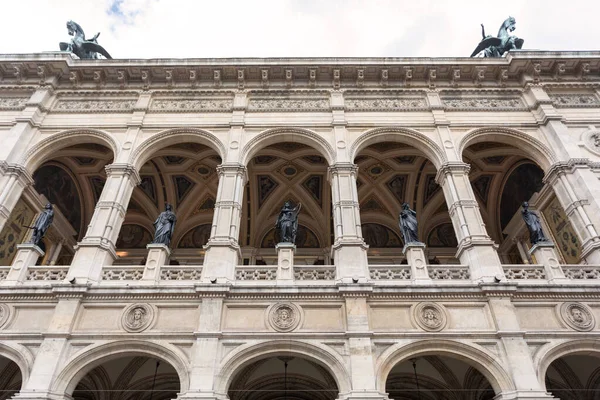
[[131, 128, 226, 170], [376, 339, 515, 395], [21, 129, 119, 172], [535, 339, 600, 389], [350, 127, 447, 169], [240, 127, 335, 166], [458, 127, 558, 171], [215, 340, 351, 395], [0, 342, 33, 385], [51, 340, 190, 396]]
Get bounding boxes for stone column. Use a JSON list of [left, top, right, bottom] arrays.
[[0, 162, 33, 233], [544, 161, 600, 264], [202, 164, 246, 282], [68, 163, 140, 283], [436, 162, 504, 281], [484, 287, 556, 400], [329, 163, 369, 281]]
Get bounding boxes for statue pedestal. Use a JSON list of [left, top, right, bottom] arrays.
[[403, 242, 431, 283], [276, 242, 295, 282], [529, 242, 567, 282], [143, 244, 171, 282], [4, 244, 45, 283]]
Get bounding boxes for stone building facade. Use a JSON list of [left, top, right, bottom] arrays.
[[0, 51, 599, 400]]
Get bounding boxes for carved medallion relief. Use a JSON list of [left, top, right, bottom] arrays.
[[0, 304, 11, 329], [267, 302, 303, 332], [413, 302, 447, 332], [121, 303, 156, 332], [559, 302, 595, 332]]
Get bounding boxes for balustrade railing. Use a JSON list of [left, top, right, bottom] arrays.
[[26, 266, 69, 281], [0, 267, 9, 281], [160, 266, 202, 280], [294, 266, 336, 280], [101, 266, 144, 281], [502, 264, 546, 280], [428, 265, 471, 280], [369, 265, 412, 280], [235, 266, 277, 281], [561, 264, 600, 279]]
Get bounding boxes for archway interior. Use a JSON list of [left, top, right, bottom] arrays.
[[355, 142, 457, 265], [386, 355, 494, 400], [243, 143, 331, 265], [0, 356, 22, 400], [228, 356, 338, 400], [545, 354, 600, 400], [463, 141, 581, 264], [0, 143, 113, 266], [72, 355, 180, 400], [115, 143, 220, 265]]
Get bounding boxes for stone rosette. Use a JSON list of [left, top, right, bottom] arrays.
[[0, 304, 11, 329], [267, 302, 303, 332], [413, 302, 447, 332], [559, 302, 595, 332], [121, 303, 156, 333]]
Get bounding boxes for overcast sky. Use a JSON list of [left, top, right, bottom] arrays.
[[1, 0, 599, 59]]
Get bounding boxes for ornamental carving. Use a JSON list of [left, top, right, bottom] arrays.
[[550, 94, 599, 108], [580, 129, 600, 156], [248, 98, 329, 112], [0, 97, 29, 109], [267, 302, 302, 332], [0, 304, 10, 329], [443, 97, 524, 110], [413, 302, 447, 332], [150, 99, 232, 112], [54, 99, 136, 111], [121, 303, 156, 332], [345, 97, 427, 110], [559, 302, 595, 332]]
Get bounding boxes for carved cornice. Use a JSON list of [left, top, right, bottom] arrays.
[[0, 162, 34, 186], [435, 162, 471, 185], [328, 163, 358, 179], [543, 158, 592, 184]]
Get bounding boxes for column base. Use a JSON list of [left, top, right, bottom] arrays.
[[276, 242, 295, 282], [331, 239, 369, 281], [529, 242, 567, 282], [143, 244, 171, 282], [493, 391, 556, 400], [202, 240, 241, 282], [177, 392, 228, 400], [403, 242, 431, 283], [338, 392, 390, 400], [2, 244, 45, 283], [456, 239, 504, 282], [69, 240, 117, 283], [12, 392, 73, 400]]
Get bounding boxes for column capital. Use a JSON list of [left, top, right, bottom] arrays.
[[435, 161, 470, 184], [104, 163, 141, 185], [543, 158, 592, 184], [328, 163, 358, 179], [217, 162, 247, 176], [0, 161, 34, 186]]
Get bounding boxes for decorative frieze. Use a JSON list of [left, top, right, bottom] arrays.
[[442, 97, 525, 110], [149, 98, 232, 112], [247, 98, 329, 112], [550, 94, 599, 108], [345, 97, 427, 111], [53, 99, 137, 112], [0, 97, 29, 110]]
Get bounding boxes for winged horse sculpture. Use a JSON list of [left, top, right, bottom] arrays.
[[59, 20, 112, 59]]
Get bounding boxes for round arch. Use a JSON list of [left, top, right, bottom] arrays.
[[376, 339, 515, 395], [350, 127, 447, 169], [458, 127, 558, 171], [21, 129, 119, 172], [535, 339, 600, 389], [0, 342, 33, 385], [240, 127, 335, 166], [51, 340, 190, 396], [215, 340, 351, 395], [131, 128, 227, 170]]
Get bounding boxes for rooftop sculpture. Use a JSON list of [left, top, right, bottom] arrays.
[[59, 20, 112, 59], [470, 16, 524, 57]]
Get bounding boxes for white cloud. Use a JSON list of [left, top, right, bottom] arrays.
[[1, 0, 598, 59]]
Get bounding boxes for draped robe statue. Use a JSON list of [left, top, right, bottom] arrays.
[[399, 203, 421, 245], [521, 202, 548, 245], [275, 201, 301, 244], [152, 204, 177, 247], [27, 203, 54, 247]]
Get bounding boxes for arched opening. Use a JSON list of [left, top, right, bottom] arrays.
[[228, 356, 339, 400], [243, 142, 331, 266], [463, 140, 581, 265], [71, 355, 180, 400], [353, 141, 457, 265], [0, 142, 114, 266], [544, 354, 600, 400], [115, 142, 221, 265], [385, 356, 495, 400], [0, 356, 22, 400]]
